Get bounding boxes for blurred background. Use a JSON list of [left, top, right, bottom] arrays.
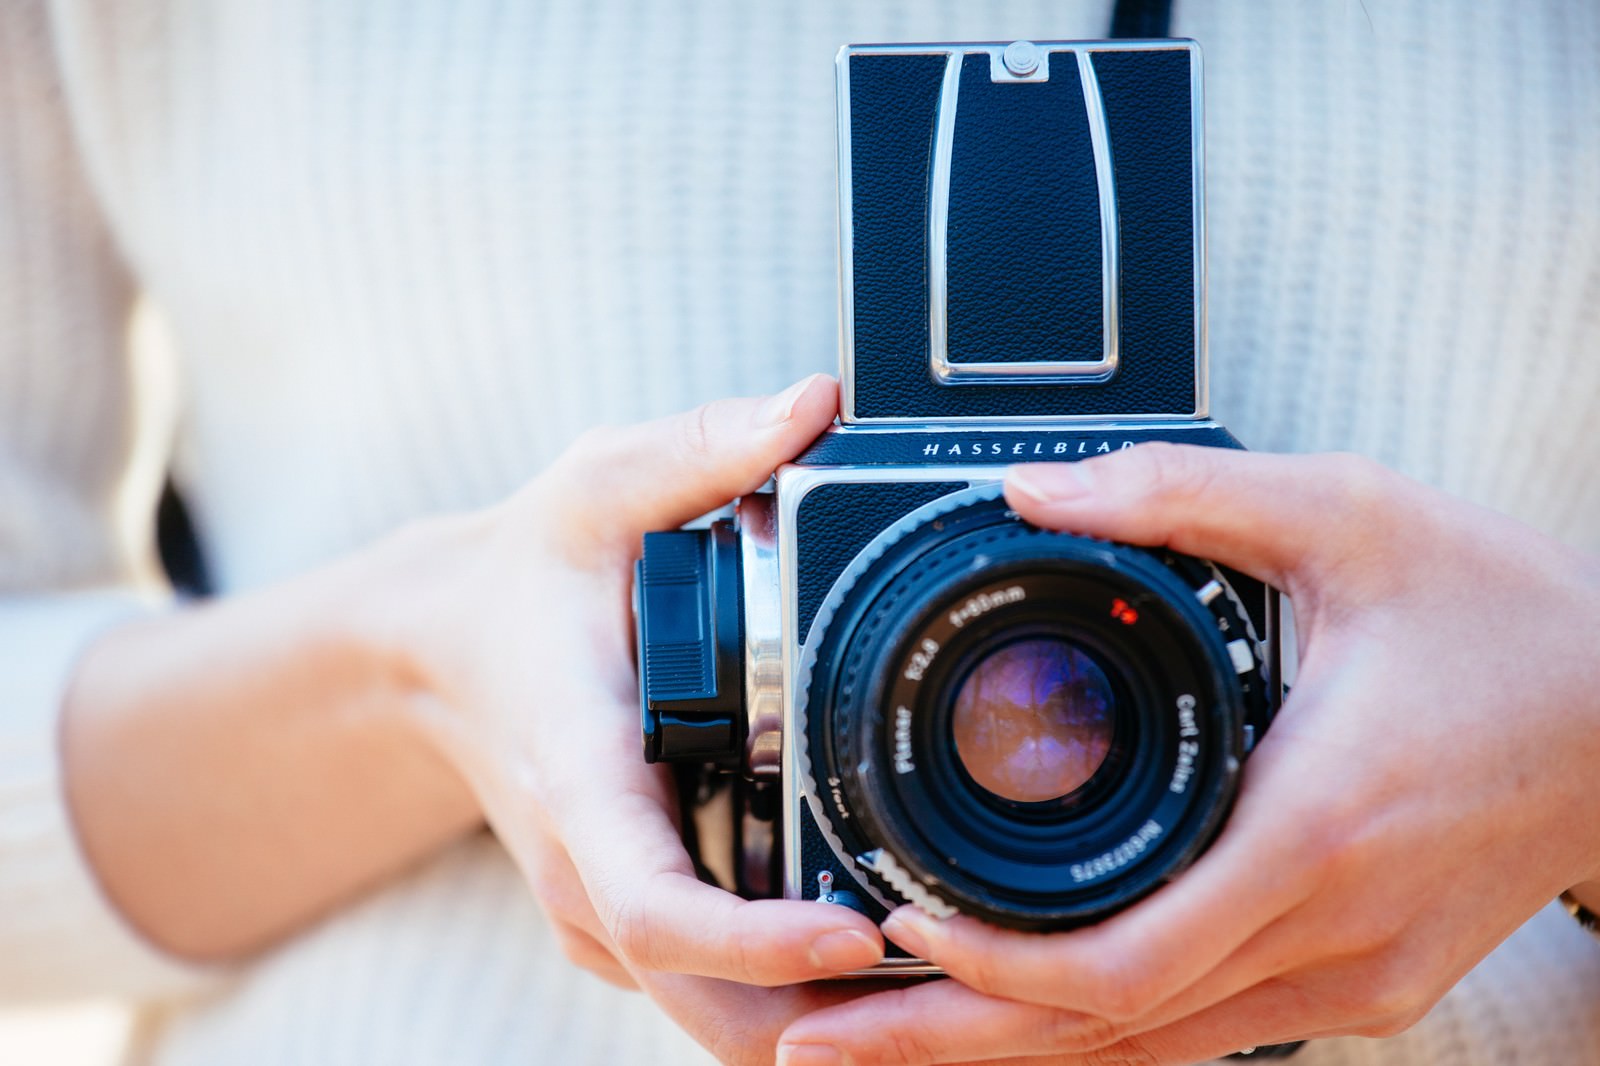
[[0, 1001, 130, 1065]]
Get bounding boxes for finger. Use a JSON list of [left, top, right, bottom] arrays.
[[552, 751, 885, 986], [1082, 978, 1354, 1066], [643, 971, 886, 1066], [550, 919, 639, 991], [1005, 445, 1409, 590], [514, 831, 620, 947], [779, 979, 1104, 1065], [814, 910, 1311, 1064], [867, 758, 1321, 1020], [780, 976, 1322, 1066], [543, 373, 838, 554]]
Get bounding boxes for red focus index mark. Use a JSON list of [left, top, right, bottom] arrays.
[[1111, 598, 1139, 625]]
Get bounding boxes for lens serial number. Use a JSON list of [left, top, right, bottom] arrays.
[[1070, 820, 1164, 883]]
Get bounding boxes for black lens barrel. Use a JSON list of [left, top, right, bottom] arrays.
[[803, 496, 1258, 929]]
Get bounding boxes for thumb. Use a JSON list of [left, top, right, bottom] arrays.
[[1005, 444, 1398, 589], [543, 373, 837, 552]]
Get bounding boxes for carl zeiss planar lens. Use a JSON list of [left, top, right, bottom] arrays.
[[800, 488, 1267, 930], [951, 638, 1116, 804]]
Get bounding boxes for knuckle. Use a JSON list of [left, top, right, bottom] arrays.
[[1356, 1011, 1408, 1030], [1356, 1010, 1424, 1040], [1345, 954, 1426, 1024], [535, 424, 622, 547], [1125, 441, 1215, 509], [948, 944, 1006, 999], [732, 925, 764, 984], [1390, 999, 1435, 1034], [1288, 801, 1364, 881], [678, 401, 719, 463], [552, 922, 611, 974], [1080, 960, 1159, 1023], [551, 926, 582, 964], [853, 989, 939, 1065], [1041, 1010, 1125, 1054], [1317, 452, 1393, 520], [880, 1025, 939, 1066], [1305, 453, 1442, 599], [696, 1011, 756, 1065], [1081, 1039, 1161, 1066], [1332, 903, 1411, 957], [1288, 804, 1407, 920], [527, 866, 576, 917], [564, 424, 620, 470], [604, 890, 661, 971]]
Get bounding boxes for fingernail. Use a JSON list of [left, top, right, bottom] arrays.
[[777, 1044, 847, 1066], [881, 907, 935, 960], [807, 928, 881, 972], [760, 374, 822, 427], [1009, 462, 1096, 505]]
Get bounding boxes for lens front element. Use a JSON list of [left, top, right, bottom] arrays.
[[951, 639, 1115, 803]]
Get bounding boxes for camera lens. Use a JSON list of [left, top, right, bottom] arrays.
[[798, 486, 1270, 930], [950, 638, 1115, 804]]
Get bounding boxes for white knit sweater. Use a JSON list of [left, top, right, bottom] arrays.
[[2, 1, 1597, 1063]]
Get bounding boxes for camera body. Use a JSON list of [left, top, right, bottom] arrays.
[[635, 40, 1283, 976]]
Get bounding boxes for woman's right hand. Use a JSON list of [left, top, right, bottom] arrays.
[[374, 373, 886, 1027], [62, 374, 881, 1059]]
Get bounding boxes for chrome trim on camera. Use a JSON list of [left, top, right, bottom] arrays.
[[812, 417, 1227, 435], [925, 53, 962, 381], [1191, 43, 1209, 421], [836, 40, 1206, 424], [1082, 50, 1121, 381], [739, 494, 784, 778], [928, 50, 1119, 386]]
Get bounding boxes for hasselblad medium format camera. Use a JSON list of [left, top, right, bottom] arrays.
[[634, 41, 1284, 975]]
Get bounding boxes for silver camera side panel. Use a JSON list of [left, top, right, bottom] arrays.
[[738, 494, 785, 778], [774, 464, 1003, 854], [775, 464, 1004, 976], [835, 40, 1208, 425]]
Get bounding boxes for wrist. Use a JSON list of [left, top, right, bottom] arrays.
[[62, 524, 485, 959], [337, 508, 501, 765]]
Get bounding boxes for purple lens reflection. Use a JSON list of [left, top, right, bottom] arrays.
[[951, 639, 1115, 803]]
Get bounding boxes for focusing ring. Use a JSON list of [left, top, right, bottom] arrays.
[[795, 484, 1262, 929]]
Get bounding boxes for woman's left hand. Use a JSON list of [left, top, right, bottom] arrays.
[[776, 445, 1600, 1066]]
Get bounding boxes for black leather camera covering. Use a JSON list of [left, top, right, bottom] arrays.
[[847, 47, 1197, 420], [794, 481, 965, 634], [946, 54, 1103, 367]]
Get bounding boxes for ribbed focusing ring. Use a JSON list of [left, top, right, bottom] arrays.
[[802, 493, 1255, 928]]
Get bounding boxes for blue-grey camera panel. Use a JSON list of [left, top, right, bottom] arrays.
[[794, 480, 964, 636], [1091, 48, 1195, 397], [794, 423, 1243, 466], [947, 54, 1102, 366], [848, 53, 946, 403]]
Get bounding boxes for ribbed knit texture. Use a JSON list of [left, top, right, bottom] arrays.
[[1, 0, 1597, 1062]]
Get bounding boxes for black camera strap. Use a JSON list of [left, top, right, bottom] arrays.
[[1109, 0, 1174, 39]]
